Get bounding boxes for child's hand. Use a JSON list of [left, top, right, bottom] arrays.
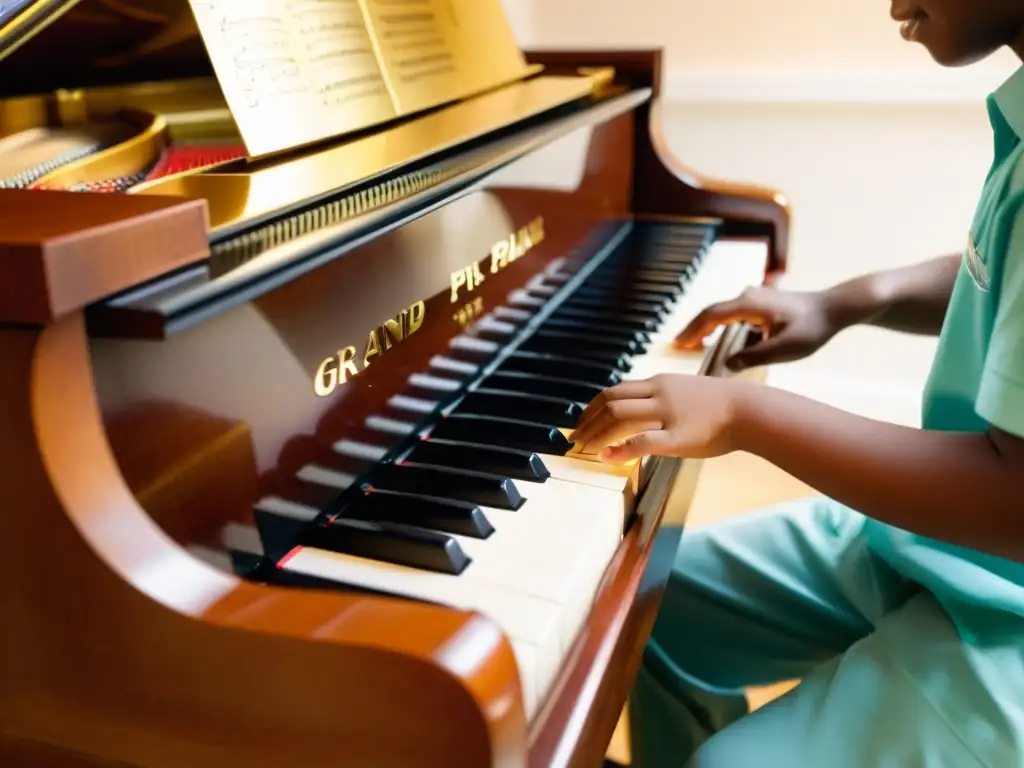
[[569, 374, 757, 463], [674, 287, 842, 370]]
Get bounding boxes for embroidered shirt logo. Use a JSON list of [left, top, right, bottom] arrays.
[[965, 230, 990, 291]]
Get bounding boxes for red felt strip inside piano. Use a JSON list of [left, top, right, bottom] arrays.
[[142, 145, 247, 181], [31, 144, 246, 193]]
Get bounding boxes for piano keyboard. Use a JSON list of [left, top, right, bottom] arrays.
[[193, 222, 768, 719]]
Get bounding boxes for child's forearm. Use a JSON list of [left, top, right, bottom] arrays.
[[733, 384, 1024, 562], [824, 254, 961, 336]]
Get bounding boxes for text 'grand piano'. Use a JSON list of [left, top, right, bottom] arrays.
[[0, 1, 790, 766]]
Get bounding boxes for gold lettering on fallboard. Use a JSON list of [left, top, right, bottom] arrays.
[[449, 216, 546, 303], [490, 216, 545, 274], [314, 300, 426, 397], [453, 296, 485, 327], [450, 261, 485, 303]]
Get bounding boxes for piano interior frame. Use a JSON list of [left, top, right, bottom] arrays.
[[0, 49, 789, 767]]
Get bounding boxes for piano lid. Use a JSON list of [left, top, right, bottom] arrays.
[[0, 0, 539, 159]]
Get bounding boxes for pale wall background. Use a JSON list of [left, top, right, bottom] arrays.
[[501, 0, 1020, 426]]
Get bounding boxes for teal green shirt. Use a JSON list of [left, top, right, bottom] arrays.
[[866, 65, 1024, 640]]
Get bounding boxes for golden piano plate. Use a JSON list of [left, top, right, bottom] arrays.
[[134, 72, 603, 236]]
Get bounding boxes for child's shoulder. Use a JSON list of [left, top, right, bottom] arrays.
[[991, 145, 1024, 252]]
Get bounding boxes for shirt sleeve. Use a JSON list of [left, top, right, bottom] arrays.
[[976, 193, 1024, 438]]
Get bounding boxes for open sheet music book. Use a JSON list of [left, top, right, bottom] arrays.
[[186, 0, 535, 157]]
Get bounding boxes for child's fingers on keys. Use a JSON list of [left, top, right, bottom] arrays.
[[600, 429, 675, 463], [576, 380, 658, 431], [570, 398, 662, 445], [574, 419, 664, 456]]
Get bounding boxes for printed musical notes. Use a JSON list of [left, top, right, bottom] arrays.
[[186, 0, 529, 158]]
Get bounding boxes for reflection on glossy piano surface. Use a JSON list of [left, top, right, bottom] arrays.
[[0, 1, 790, 765]]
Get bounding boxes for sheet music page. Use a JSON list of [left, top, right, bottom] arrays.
[[364, 0, 528, 113], [186, 0, 530, 158], [187, 0, 396, 157]]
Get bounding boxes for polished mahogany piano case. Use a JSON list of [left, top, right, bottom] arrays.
[[0, 4, 789, 763]]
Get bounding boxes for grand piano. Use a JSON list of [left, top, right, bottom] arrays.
[[0, 1, 790, 765]]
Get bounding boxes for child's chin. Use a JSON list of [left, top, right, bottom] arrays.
[[923, 41, 1003, 68]]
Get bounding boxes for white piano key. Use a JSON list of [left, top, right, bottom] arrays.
[[430, 355, 479, 376], [475, 315, 518, 336], [282, 545, 560, 720], [509, 641, 540, 717], [509, 289, 544, 308], [223, 521, 264, 554], [451, 335, 499, 354], [365, 415, 418, 435], [410, 373, 461, 392], [334, 440, 389, 462], [297, 464, 357, 491], [446, 479, 622, 642], [388, 394, 437, 414], [494, 306, 532, 322], [540, 454, 636, 492]]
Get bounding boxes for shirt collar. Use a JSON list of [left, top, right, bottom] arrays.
[[993, 65, 1024, 141]]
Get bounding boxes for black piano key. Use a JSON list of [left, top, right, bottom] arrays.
[[246, 557, 353, 590], [473, 315, 520, 340], [482, 371, 604, 404], [568, 287, 675, 308], [559, 296, 668, 320], [307, 518, 470, 575], [604, 260, 698, 283], [528, 283, 559, 298], [551, 306, 658, 332], [633, 268, 693, 284], [540, 317, 651, 346], [581, 280, 680, 300], [627, 242, 702, 258], [521, 329, 640, 360], [634, 261, 699, 279], [588, 270, 688, 289], [642, 226, 713, 244], [612, 248, 701, 267], [745, 325, 767, 345], [430, 414, 573, 455], [371, 462, 524, 510], [508, 290, 546, 310], [589, 265, 689, 284], [346, 490, 494, 538], [457, 389, 583, 428], [274, 478, 344, 512], [649, 236, 712, 251], [253, 494, 326, 560], [656, 243, 707, 259], [229, 549, 266, 577], [543, 271, 573, 285], [405, 437, 550, 481], [501, 352, 624, 383]]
